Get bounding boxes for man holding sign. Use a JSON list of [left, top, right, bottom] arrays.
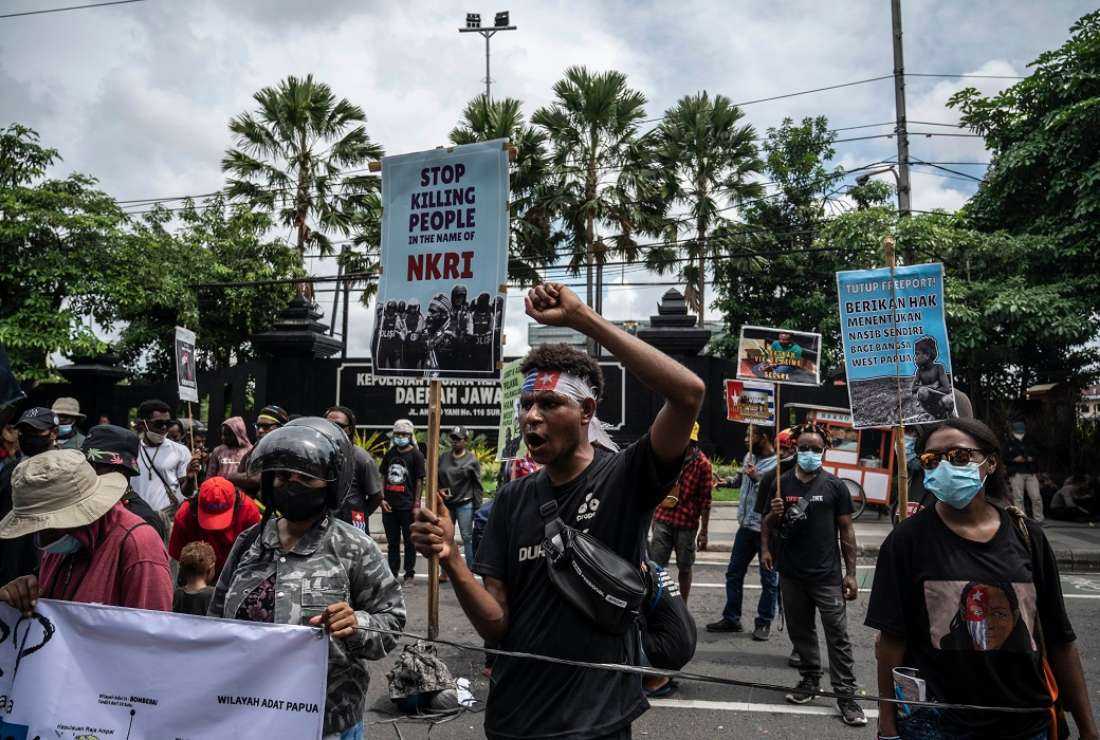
[[411, 282, 704, 739]]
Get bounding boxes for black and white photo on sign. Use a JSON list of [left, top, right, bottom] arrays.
[[370, 285, 504, 374], [174, 326, 198, 403]]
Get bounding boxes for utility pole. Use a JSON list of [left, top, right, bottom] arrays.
[[891, 0, 915, 262], [458, 12, 517, 102]]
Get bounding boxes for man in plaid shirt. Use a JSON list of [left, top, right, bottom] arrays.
[[649, 422, 712, 603]]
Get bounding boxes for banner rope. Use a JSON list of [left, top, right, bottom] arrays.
[[353, 625, 1050, 715]]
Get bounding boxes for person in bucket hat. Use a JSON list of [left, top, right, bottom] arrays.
[[0, 449, 172, 614], [82, 424, 167, 541], [0, 407, 60, 586], [51, 397, 86, 451]]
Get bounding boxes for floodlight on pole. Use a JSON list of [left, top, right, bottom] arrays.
[[458, 10, 516, 102]]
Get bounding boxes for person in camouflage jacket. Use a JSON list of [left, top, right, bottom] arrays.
[[210, 513, 406, 736]]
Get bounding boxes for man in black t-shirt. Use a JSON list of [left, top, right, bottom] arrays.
[[760, 424, 866, 727], [412, 282, 704, 740], [381, 418, 426, 582]]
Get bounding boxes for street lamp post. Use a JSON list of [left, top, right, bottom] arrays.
[[458, 11, 517, 102]]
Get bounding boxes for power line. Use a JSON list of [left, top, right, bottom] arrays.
[[906, 72, 1025, 80], [910, 158, 984, 182], [0, 0, 146, 19]]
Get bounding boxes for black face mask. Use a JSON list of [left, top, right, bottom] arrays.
[[273, 481, 328, 522], [19, 433, 54, 456]]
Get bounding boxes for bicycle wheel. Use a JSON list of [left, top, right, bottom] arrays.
[[842, 478, 867, 520]]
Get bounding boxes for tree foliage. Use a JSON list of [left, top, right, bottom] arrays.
[[947, 9, 1100, 392], [108, 196, 302, 377], [710, 117, 881, 368], [0, 124, 127, 381], [222, 74, 383, 265], [652, 92, 763, 323], [450, 95, 561, 285], [532, 67, 666, 310]]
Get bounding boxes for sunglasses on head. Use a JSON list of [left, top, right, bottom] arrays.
[[797, 444, 825, 454], [919, 447, 989, 470]]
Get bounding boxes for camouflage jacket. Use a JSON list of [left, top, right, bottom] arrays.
[[209, 514, 406, 734]]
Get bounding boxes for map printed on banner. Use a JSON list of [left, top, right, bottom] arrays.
[[836, 262, 956, 429], [371, 140, 510, 380], [496, 359, 527, 461], [724, 379, 776, 425], [174, 326, 198, 403], [0, 599, 328, 740], [735, 325, 822, 387]]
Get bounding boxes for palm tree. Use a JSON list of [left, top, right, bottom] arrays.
[[449, 95, 560, 284], [654, 92, 763, 325], [221, 75, 383, 294], [532, 67, 665, 314]]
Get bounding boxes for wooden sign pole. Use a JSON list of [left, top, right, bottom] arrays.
[[187, 401, 198, 490], [773, 383, 782, 503], [425, 379, 443, 641], [885, 235, 910, 521]]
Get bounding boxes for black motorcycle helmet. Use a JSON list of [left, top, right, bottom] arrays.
[[248, 416, 354, 515]]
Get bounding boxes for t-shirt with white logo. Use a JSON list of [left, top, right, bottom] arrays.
[[131, 438, 191, 511], [473, 434, 680, 739]]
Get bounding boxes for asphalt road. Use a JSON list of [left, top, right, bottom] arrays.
[[361, 554, 1100, 738]]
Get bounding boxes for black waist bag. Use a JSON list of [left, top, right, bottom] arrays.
[[535, 471, 645, 635]]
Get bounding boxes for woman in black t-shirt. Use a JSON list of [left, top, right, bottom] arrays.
[[866, 418, 1096, 740]]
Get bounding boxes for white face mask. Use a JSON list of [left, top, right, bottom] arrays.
[[144, 428, 165, 445]]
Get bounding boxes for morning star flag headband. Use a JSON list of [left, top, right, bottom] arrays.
[[521, 371, 619, 452]]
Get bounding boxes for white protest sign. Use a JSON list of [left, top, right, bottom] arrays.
[[372, 140, 510, 380], [174, 325, 198, 403], [0, 599, 328, 740]]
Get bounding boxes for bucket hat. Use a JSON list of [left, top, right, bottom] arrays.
[[0, 449, 127, 539]]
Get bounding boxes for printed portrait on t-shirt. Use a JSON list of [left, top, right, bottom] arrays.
[[386, 462, 409, 488], [924, 580, 1037, 652]]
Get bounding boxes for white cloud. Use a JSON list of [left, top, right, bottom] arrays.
[[4, 0, 1095, 356]]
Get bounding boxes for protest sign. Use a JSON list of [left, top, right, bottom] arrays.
[[372, 140, 509, 380], [724, 379, 776, 425], [837, 262, 956, 428], [174, 326, 198, 403], [0, 599, 328, 739], [735, 325, 821, 386], [496, 359, 527, 461]]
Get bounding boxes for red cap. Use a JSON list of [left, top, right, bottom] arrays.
[[198, 476, 236, 531], [777, 428, 795, 447]]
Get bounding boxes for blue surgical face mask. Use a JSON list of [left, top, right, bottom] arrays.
[[904, 436, 918, 464], [924, 461, 985, 510], [58, 423, 74, 437], [796, 450, 823, 472], [393, 435, 411, 448], [36, 532, 82, 555]]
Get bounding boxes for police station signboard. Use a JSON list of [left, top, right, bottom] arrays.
[[371, 140, 510, 380], [337, 360, 625, 434]]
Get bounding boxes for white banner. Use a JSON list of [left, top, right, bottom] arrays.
[[0, 599, 328, 739]]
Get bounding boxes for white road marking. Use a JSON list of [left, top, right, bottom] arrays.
[[649, 698, 879, 718]]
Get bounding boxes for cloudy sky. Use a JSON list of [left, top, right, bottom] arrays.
[[2, 0, 1092, 359]]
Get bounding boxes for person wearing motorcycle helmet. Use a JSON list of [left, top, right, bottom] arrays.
[[209, 417, 406, 740]]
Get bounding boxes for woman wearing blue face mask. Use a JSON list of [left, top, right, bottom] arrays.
[[867, 418, 1096, 740]]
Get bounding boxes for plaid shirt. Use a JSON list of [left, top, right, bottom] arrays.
[[653, 447, 713, 529]]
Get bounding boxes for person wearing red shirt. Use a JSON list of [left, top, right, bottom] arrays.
[[169, 475, 260, 578], [0, 449, 172, 614], [649, 422, 713, 603]]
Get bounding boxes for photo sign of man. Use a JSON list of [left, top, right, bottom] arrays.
[[836, 262, 957, 428], [725, 379, 776, 425], [371, 140, 509, 380], [174, 326, 198, 403], [735, 325, 822, 386]]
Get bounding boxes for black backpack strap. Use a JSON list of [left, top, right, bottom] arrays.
[[533, 469, 560, 523]]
